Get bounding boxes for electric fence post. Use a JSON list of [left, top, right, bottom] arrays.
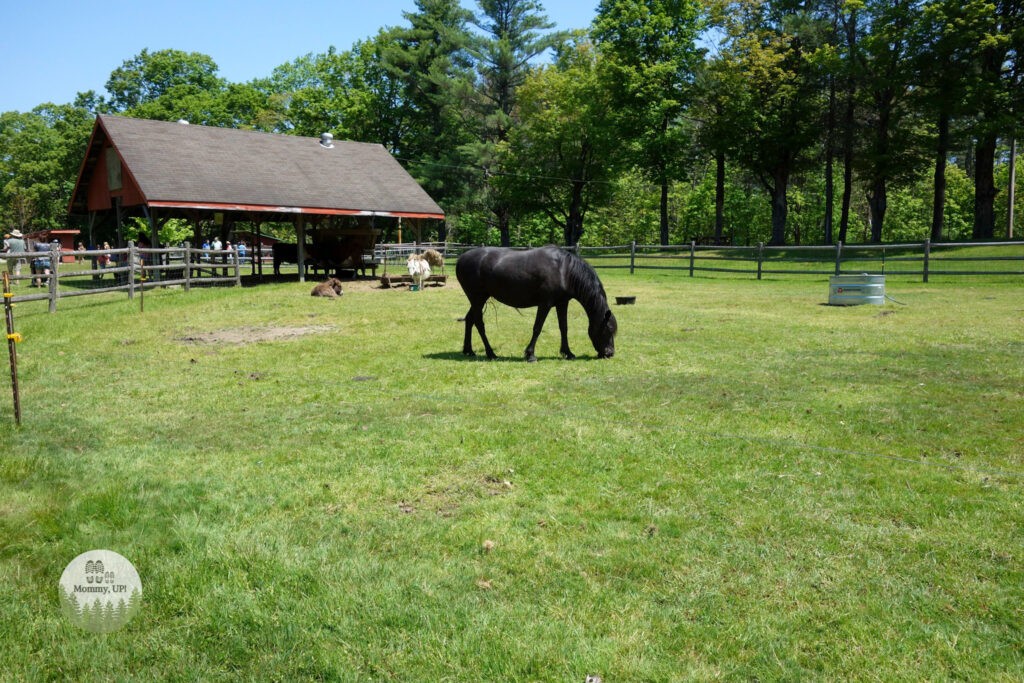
[[3, 271, 23, 425]]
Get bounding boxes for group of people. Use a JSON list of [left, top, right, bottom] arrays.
[[2, 229, 63, 287], [199, 238, 248, 262], [3, 233, 255, 287]]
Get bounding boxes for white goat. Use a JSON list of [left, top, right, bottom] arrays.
[[407, 254, 431, 290]]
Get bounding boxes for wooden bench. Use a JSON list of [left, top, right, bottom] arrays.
[[379, 273, 448, 288]]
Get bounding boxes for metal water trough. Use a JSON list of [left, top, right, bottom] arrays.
[[828, 274, 885, 306]]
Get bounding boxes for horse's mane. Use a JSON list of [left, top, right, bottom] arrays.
[[562, 248, 607, 314]]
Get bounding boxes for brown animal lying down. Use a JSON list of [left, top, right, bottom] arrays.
[[311, 278, 344, 297]]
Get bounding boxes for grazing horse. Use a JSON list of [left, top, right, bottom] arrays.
[[456, 245, 617, 361]]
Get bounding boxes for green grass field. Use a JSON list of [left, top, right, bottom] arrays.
[[1, 270, 1022, 680]]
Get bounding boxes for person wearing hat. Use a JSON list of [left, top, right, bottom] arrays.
[[4, 229, 27, 284]]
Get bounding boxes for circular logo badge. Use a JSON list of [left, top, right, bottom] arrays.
[[58, 550, 142, 633]]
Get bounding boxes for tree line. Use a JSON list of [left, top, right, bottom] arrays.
[[1, 0, 1021, 247]]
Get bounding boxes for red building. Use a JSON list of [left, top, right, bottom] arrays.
[[24, 229, 82, 263]]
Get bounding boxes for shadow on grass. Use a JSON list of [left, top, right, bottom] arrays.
[[422, 351, 606, 363]]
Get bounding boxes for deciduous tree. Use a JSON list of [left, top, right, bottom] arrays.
[[593, 0, 705, 245]]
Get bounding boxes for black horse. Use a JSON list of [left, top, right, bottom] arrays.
[[456, 245, 617, 361]]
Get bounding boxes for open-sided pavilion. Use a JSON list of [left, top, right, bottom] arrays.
[[68, 115, 445, 281]]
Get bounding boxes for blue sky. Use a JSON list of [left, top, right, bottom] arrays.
[[0, 0, 600, 113]]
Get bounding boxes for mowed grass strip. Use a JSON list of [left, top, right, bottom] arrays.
[[1, 271, 1022, 680]]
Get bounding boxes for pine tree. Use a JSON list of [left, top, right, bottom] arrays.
[[59, 584, 83, 625], [111, 598, 128, 630], [125, 587, 142, 624], [465, 0, 564, 245]]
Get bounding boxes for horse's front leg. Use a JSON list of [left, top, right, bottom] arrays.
[[525, 304, 551, 362], [556, 301, 575, 360]]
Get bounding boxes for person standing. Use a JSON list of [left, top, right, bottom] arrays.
[[99, 242, 112, 277], [31, 239, 51, 287], [4, 230, 27, 284]]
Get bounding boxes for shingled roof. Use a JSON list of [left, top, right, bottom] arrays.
[[69, 115, 444, 219]]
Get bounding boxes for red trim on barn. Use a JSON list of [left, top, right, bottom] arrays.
[[145, 200, 444, 220]]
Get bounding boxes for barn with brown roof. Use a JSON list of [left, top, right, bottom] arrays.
[[68, 114, 445, 280]]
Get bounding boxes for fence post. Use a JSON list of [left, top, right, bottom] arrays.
[[127, 241, 136, 300], [756, 241, 764, 280], [923, 238, 930, 283], [689, 240, 695, 277], [183, 242, 192, 293], [630, 241, 636, 275], [233, 246, 242, 287], [48, 242, 59, 313], [835, 240, 843, 276], [4, 271, 22, 425]]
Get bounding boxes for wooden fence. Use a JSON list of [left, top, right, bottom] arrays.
[[391, 240, 1024, 282], [578, 239, 1024, 282], [2, 241, 240, 312]]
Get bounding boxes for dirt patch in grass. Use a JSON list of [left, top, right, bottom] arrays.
[[178, 325, 333, 345]]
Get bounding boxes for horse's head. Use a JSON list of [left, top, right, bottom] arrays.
[[589, 307, 617, 358]]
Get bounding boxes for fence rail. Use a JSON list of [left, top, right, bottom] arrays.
[[2, 241, 240, 312], [378, 240, 1024, 282], [578, 239, 1024, 281], [9, 238, 1017, 314]]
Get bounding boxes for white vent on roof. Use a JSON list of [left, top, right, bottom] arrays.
[[177, 119, 189, 125], [320, 132, 334, 148]]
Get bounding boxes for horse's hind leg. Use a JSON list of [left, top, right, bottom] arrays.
[[472, 305, 498, 359], [463, 304, 497, 359], [463, 307, 477, 356]]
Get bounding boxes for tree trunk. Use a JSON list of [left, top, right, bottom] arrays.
[[973, 133, 997, 239], [564, 181, 586, 246], [839, 94, 854, 244], [866, 178, 887, 243], [768, 166, 789, 246], [714, 152, 725, 245], [1009, 137, 1017, 239], [496, 207, 510, 247], [659, 183, 669, 246], [867, 93, 893, 244], [930, 111, 949, 242], [824, 77, 835, 244], [658, 114, 671, 246], [839, 7, 857, 244]]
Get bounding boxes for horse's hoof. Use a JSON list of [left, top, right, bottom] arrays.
[[562, 352, 575, 360], [463, 350, 476, 357], [527, 356, 538, 363]]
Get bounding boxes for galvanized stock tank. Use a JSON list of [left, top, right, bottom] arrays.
[[828, 274, 885, 306]]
